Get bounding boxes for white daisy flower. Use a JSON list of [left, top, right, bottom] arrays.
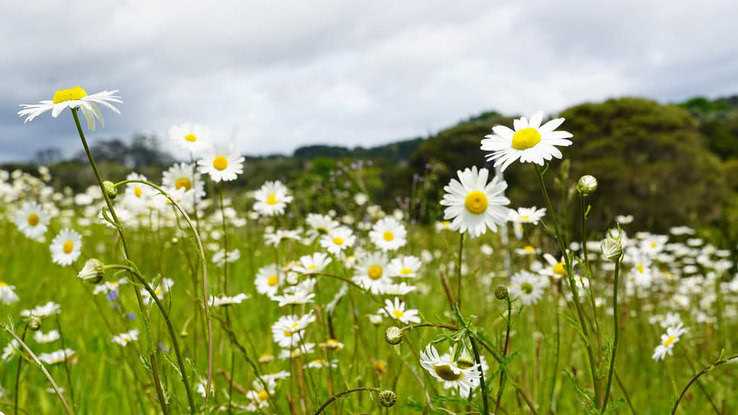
[[304, 358, 338, 369], [278, 343, 315, 360], [264, 229, 303, 246], [162, 162, 206, 207], [112, 329, 139, 347], [509, 206, 547, 224], [21, 301, 61, 319], [211, 248, 240, 267], [652, 324, 687, 361], [435, 220, 453, 232], [19, 87, 121, 131], [33, 330, 60, 344], [380, 297, 421, 325], [168, 122, 211, 154], [320, 226, 355, 255], [245, 378, 276, 409], [14, 201, 51, 240], [142, 278, 175, 305], [255, 264, 282, 297], [387, 256, 422, 278], [209, 293, 249, 307], [271, 313, 316, 348], [481, 111, 573, 172], [536, 253, 568, 280], [383, 282, 417, 296], [352, 252, 391, 294], [50, 228, 82, 266], [38, 349, 76, 366], [515, 245, 540, 256], [419, 344, 479, 397], [319, 339, 345, 351], [293, 252, 332, 274], [509, 271, 547, 305], [439, 166, 512, 238], [272, 286, 315, 307], [2, 340, 21, 361], [197, 142, 244, 182], [369, 217, 407, 251], [306, 213, 339, 236], [253, 181, 293, 216], [0, 282, 19, 305]]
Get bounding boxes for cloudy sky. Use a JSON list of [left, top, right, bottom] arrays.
[[2, 0, 738, 162]]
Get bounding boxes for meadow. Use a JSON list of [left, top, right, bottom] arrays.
[[0, 88, 736, 414]]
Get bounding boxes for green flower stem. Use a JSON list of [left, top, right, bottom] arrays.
[[55, 315, 76, 409], [456, 232, 465, 309], [671, 354, 738, 415], [70, 109, 169, 415], [493, 295, 512, 415], [13, 322, 29, 415], [581, 193, 602, 354], [106, 264, 196, 413], [469, 337, 489, 415], [313, 387, 381, 415], [601, 258, 621, 413], [2, 324, 73, 415], [534, 164, 600, 405], [113, 178, 214, 403]]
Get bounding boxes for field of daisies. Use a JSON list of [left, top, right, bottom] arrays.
[[0, 87, 736, 415]]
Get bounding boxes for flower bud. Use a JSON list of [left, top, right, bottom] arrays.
[[102, 181, 118, 200], [577, 175, 598, 196], [28, 317, 42, 331], [495, 285, 508, 300], [78, 258, 105, 284], [384, 326, 403, 345], [601, 233, 623, 262], [378, 390, 397, 407]]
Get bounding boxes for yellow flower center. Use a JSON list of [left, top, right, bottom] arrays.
[[155, 288, 162, 297], [184, 134, 197, 142], [511, 127, 542, 150], [257, 390, 269, 402], [663, 335, 676, 348], [175, 177, 191, 190], [521, 215, 530, 220], [400, 268, 412, 275], [307, 264, 317, 270], [650, 242, 657, 248], [266, 193, 278, 205], [392, 309, 404, 318], [62, 240, 74, 254], [441, 221, 450, 226], [213, 156, 228, 171], [433, 364, 462, 381], [267, 275, 279, 286], [283, 330, 293, 337], [524, 245, 535, 253], [0, 282, 7, 287], [464, 191, 488, 214], [27, 213, 40, 226], [521, 282, 534, 295], [374, 361, 386, 372], [368, 265, 383, 280], [637, 263, 644, 274], [383, 231, 394, 241], [52, 86, 87, 104], [553, 262, 567, 276], [134, 186, 142, 198], [332, 237, 344, 245]]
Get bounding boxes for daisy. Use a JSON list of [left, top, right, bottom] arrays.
[[21, 302, 61, 320], [439, 166, 512, 238], [38, 349, 76, 366], [245, 378, 276, 410], [435, 220, 453, 232], [537, 253, 568, 280], [652, 324, 687, 361], [352, 252, 391, 294], [255, 264, 282, 297], [19, 87, 121, 131], [278, 343, 315, 359], [509, 271, 547, 305], [304, 359, 338, 369], [320, 226, 355, 255], [293, 252, 332, 274], [0, 282, 19, 305], [253, 181, 293, 216], [272, 285, 315, 307], [124, 173, 157, 212], [380, 297, 421, 325], [162, 163, 206, 206], [515, 245, 540, 256], [50, 229, 82, 266], [509, 207, 547, 225], [168, 122, 211, 154], [142, 278, 175, 305], [306, 213, 339, 236], [264, 229, 303, 246], [209, 293, 249, 307], [369, 217, 407, 251], [387, 256, 422, 278], [319, 339, 345, 351], [112, 329, 139, 347], [272, 313, 316, 348], [15, 201, 52, 240], [197, 142, 244, 182], [2, 340, 21, 361], [211, 248, 240, 267], [481, 111, 573, 171], [33, 330, 60, 344], [419, 344, 479, 397], [383, 282, 417, 296]]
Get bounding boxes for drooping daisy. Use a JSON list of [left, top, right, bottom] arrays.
[[0, 282, 19, 305], [509, 206, 547, 225], [509, 271, 547, 305], [306, 213, 339, 237], [168, 122, 211, 154], [369, 217, 407, 251], [255, 264, 282, 297], [320, 226, 355, 255], [162, 163, 206, 206], [380, 297, 421, 325], [293, 252, 332, 274], [33, 330, 60, 344], [19, 87, 121, 131], [253, 181, 293, 216], [439, 166, 512, 238], [209, 293, 249, 307], [50, 229, 82, 266], [481, 111, 573, 172], [14, 201, 50, 240], [419, 344, 480, 397], [352, 252, 391, 294], [387, 256, 422, 278], [197, 142, 244, 182], [652, 324, 687, 361], [271, 312, 316, 348], [112, 329, 139, 347]]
